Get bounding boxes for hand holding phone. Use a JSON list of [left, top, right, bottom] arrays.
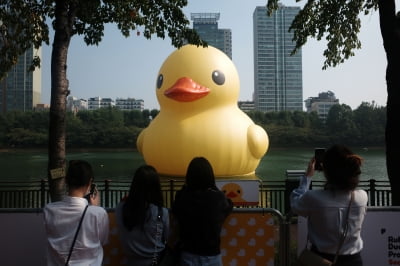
[[84, 184, 98, 204], [314, 148, 325, 171]]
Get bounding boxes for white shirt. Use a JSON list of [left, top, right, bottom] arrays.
[[43, 196, 109, 266], [291, 176, 368, 255]]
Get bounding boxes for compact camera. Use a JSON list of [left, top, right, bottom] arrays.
[[314, 148, 325, 171]]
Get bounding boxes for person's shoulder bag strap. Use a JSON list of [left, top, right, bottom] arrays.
[[65, 204, 89, 266], [151, 205, 164, 266], [332, 190, 354, 264]]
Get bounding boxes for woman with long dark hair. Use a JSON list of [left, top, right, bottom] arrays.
[[116, 165, 169, 265], [172, 157, 233, 266], [291, 144, 368, 266]]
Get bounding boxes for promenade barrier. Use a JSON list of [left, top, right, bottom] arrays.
[[0, 208, 288, 266], [0, 207, 398, 266], [0, 178, 392, 213]]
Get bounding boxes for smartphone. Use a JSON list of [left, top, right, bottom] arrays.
[[314, 148, 325, 171], [84, 183, 97, 202]]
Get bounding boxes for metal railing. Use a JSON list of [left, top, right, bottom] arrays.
[[0, 178, 392, 212]]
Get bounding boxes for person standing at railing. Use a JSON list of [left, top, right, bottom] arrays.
[[291, 144, 368, 266], [171, 157, 233, 266], [115, 165, 169, 265], [43, 160, 109, 266]]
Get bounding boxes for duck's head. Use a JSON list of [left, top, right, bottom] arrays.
[[221, 183, 244, 200], [155, 45, 240, 113]]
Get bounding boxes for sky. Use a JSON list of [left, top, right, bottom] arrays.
[[40, 0, 396, 111]]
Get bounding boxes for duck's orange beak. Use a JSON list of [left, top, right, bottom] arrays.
[[164, 77, 210, 102]]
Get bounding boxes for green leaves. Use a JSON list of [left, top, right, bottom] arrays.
[[267, 0, 376, 69], [246, 103, 385, 147], [0, 0, 206, 80], [0, 0, 49, 80]]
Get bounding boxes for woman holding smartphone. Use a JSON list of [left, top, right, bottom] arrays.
[[291, 144, 368, 266]]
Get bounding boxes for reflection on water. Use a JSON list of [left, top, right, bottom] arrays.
[[0, 147, 388, 182]]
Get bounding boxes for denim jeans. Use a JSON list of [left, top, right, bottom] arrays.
[[180, 251, 222, 266]]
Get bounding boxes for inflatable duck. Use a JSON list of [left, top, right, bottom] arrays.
[[137, 44, 269, 178]]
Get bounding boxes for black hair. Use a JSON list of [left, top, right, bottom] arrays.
[[185, 157, 216, 191], [323, 144, 363, 191], [122, 165, 163, 231], [65, 160, 93, 189]]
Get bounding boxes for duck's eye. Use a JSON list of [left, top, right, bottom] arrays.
[[156, 74, 163, 89], [212, 70, 225, 85]]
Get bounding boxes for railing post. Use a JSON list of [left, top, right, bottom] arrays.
[[284, 179, 290, 214], [105, 179, 110, 208], [169, 179, 174, 208], [370, 179, 376, 206], [284, 213, 295, 266], [285, 178, 299, 214], [40, 179, 46, 208], [285, 170, 304, 214]]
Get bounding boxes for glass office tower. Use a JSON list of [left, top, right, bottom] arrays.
[[253, 5, 302, 112], [191, 13, 232, 59], [0, 47, 42, 113]]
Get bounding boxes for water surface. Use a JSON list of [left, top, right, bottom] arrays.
[[0, 147, 387, 182]]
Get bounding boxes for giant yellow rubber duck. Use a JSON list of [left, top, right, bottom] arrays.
[[137, 44, 269, 178]]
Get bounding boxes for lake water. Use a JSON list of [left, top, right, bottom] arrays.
[[0, 147, 388, 182]]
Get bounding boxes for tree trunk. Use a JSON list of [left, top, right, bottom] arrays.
[[47, 0, 74, 202], [378, 0, 400, 205]]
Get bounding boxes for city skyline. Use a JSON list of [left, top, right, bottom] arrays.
[[40, 0, 390, 111]]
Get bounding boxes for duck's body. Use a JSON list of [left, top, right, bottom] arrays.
[[137, 45, 268, 177]]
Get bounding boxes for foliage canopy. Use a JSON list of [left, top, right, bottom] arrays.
[[0, 0, 206, 80], [267, 0, 378, 69]]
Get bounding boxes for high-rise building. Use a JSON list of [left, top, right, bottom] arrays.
[[253, 5, 302, 112], [0, 47, 42, 113], [191, 13, 232, 59]]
